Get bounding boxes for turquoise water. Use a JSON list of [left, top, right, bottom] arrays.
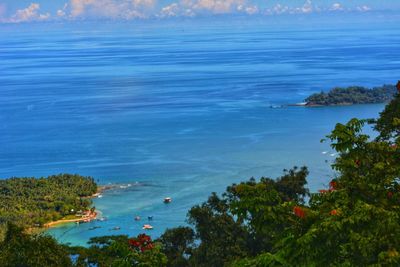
[[0, 17, 399, 245]]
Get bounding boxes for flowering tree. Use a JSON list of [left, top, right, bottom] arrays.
[[70, 233, 167, 267], [235, 91, 400, 266]]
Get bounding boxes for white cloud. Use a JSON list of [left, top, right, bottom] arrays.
[[159, 3, 180, 17], [330, 3, 344, 11], [266, 4, 289, 15], [158, 0, 259, 17], [357, 5, 371, 12], [245, 5, 258, 15], [70, 0, 93, 17], [132, 0, 155, 9], [69, 0, 151, 19], [188, 0, 247, 14], [161, 0, 261, 17], [300, 0, 313, 13], [57, 9, 66, 17], [266, 1, 314, 15], [56, 3, 68, 17], [8, 3, 50, 23], [0, 0, 376, 23], [264, 0, 371, 16]]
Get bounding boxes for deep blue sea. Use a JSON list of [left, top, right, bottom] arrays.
[[1, 15, 399, 246]]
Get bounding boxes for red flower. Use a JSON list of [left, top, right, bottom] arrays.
[[330, 209, 338, 216], [319, 189, 329, 194], [293, 206, 305, 218], [128, 239, 141, 248], [329, 180, 337, 191], [355, 160, 361, 167], [129, 234, 155, 252], [138, 234, 151, 243], [388, 192, 394, 199]]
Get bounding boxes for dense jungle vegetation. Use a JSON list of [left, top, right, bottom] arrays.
[[0, 174, 97, 233], [305, 84, 397, 106]]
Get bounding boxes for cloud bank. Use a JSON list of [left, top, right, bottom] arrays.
[[6, 3, 50, 23], [1, 0, 373, 23]]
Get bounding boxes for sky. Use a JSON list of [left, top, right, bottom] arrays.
[[0, 0, 399, 23]]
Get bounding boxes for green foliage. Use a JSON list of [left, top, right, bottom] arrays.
[[159, 227, 195, 267], [375, 91, 400, 140], [225, 166, 309, 253], [0, 226, 168, 267], [305, 84, 396, 106], [0, 224, 73, 267], [187, 193, 251, 267], [247, 92, 400, 266], [232, 253, 286, 267], [69, 234, 168, 267], [0, 174, 97, 229], [157, 167, 310, 267]]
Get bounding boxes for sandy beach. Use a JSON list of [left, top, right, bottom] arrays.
[[44, 211, 98, 228]]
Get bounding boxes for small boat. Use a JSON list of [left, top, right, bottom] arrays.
[[142, 224, 153, 230], [148, 216, 153, 221], [163, 197, 172, 204], [97, 217, 107, 222], [111, 226, 121, 231], [89, 226, 101, 230], [134, 216, 141, 221]]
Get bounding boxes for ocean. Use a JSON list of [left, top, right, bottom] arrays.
[[0, 15, 399, 245]]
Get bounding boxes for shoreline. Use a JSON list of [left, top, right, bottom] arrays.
[[43, 187, 106, 229], [43, 211, 98, 228], [40, 183, 140, 230]]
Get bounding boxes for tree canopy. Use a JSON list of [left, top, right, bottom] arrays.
[[305, 84, 396, 106], [0, 174, 97, 232]]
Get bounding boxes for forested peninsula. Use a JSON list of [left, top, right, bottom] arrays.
[[1, 91, 400, 266], [304, 84, 397, 106], [0, 174, 97, 233]]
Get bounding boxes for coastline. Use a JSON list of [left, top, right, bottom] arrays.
[[43, 187, 106, 229], [289, 102, 386, 107], [43, 211, 98, 228]]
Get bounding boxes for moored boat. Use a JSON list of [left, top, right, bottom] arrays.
[[142, 224, 153, 230]]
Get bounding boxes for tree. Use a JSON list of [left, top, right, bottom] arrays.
[[375, 90, 400, 140], [187, 193, 251, 267], [236, 93, 400, 266], [69, 234, 168, 267], [0, 224, 73, 267], [159, 227, 195, 267], [160, 166, 310, 267]]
